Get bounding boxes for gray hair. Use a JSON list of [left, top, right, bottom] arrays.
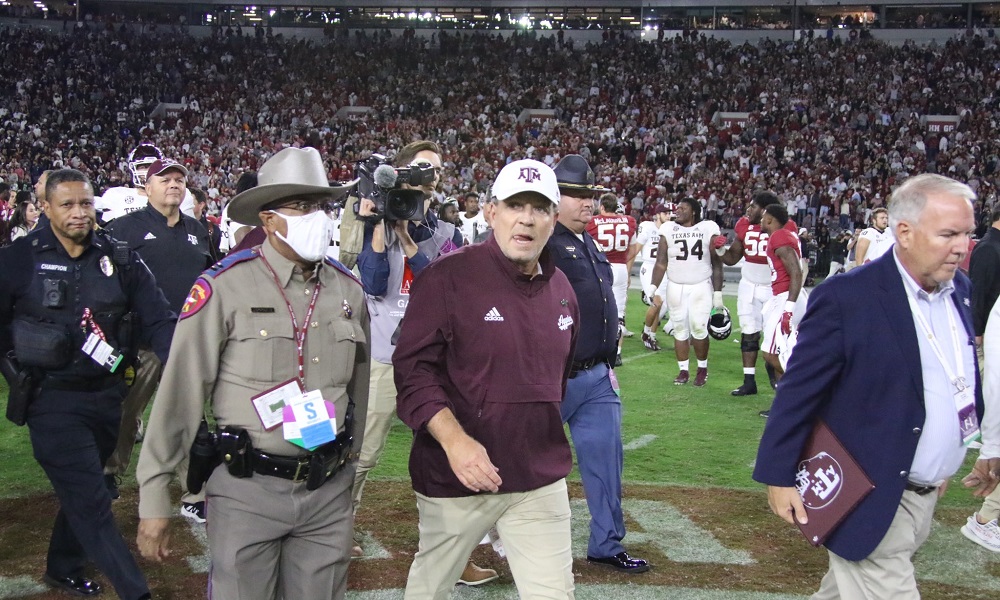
[[888, 174, 976, 230]]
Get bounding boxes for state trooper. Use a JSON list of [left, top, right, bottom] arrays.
[[0, 168, 174, 599], [135, 147, 370, 600]]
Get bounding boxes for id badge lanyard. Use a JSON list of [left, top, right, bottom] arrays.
[[906, 293, 980, 446], [259, 254, 322, 386]]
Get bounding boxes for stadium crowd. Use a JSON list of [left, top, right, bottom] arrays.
[[2, 16, 1000, 600], [2, 21, 1000, 242]]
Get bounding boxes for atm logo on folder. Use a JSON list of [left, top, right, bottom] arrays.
[[796, 451, 843, 510]]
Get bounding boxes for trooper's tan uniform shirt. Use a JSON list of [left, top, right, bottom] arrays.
[[137, 240, 370, 520]]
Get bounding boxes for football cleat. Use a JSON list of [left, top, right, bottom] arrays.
[[694, 367, 708, 387], [642, 332, 661, 351], [731, 383, 758, 396], [674, 370, 689, 385]]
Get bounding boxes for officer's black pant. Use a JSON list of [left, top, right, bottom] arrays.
[[27, 383, 150, 600]]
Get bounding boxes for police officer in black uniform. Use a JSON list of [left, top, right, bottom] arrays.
[[0, 169, 173, 599]]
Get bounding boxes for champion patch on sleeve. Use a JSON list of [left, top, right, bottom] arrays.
[[180, 278, 213, 320]]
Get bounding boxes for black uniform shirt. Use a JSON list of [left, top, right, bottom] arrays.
[[0, 227, 175, 376], [106, 204, 213, 312]]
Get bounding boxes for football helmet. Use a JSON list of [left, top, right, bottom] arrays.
[[708, 306, 732, 340], [127, 143, 164, 187], [662, 202, 677, 220]]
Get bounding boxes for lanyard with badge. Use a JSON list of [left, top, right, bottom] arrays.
[[80, 308, 124, 372], [249, 253, 338, 451], [907, 293, 981, 446]]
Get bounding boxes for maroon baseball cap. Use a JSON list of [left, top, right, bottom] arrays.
[[145, 158, 188, 178]]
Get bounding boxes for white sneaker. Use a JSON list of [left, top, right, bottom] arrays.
[[961, 514, 1000, 552], [180, 501, 207, 524]]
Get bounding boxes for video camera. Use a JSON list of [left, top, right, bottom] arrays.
[[354, 154, 435, 223]]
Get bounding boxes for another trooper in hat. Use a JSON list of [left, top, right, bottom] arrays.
[[545, 154, 650, 573], [136, 147, 370, 600]]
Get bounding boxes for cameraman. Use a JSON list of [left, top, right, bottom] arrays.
[[353, 141, 494, 579]]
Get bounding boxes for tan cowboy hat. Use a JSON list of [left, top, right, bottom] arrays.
[[227, 147, 358, 226]]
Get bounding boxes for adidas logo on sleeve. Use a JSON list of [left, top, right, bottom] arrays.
[[484, 307, 504, 322]]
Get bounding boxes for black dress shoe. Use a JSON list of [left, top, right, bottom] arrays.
[[43, 574, 103, 596], [586, 551, 650, 573]]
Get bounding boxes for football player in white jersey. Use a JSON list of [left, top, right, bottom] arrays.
[[649, 197, 724, 387], [638, 204, 674, 351], [714, 191, 793, 396], [99, 144, 195, 223], [854, 207, 895, 265]]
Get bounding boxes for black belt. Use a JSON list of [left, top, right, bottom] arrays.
[[570, 358, 606, 378], [904, 482, 938, 496], [39, 375, 120, 392], [249, 445, 347, 483]]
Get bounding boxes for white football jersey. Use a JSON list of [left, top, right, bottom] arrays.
[[98, 187, 145, 222], [858, 226, 895, 264], [99, 187, 196, 223], [636, 220, 661, 263], [659, 219, 720, 284], [458, 212, 488, 243]]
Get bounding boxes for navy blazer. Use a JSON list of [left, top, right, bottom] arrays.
[[753, 250, 983, 561]]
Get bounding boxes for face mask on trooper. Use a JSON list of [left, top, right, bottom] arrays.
[[269, 210, 333, 263]]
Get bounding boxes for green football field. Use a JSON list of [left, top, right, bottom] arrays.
[[0, 289, 997, 599]]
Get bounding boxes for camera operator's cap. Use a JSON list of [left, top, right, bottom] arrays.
[[146, 158, 188, 179], [552, 154, 610, 195], [227, 147, 359, 226], [491, 159, 560, 207]]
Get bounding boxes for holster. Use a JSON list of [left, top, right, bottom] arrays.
[[1, 352, 35, 426], [218, 427, 253, 478], [186, 419, 221, 494], [305, 431, 353, 491]]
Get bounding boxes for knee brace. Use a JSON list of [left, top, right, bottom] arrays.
[[740, 332, 761, 353]]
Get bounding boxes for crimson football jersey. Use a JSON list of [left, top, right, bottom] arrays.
[[587, 214, 637, 264], [766, 227, 802, 295]]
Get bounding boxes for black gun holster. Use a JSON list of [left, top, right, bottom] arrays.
[[1, 352, 36, 426], [186, 419, 222, 494]]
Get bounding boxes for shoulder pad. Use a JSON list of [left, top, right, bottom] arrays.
[[204, 248, 259, 279], [324, 256, 362, 286]]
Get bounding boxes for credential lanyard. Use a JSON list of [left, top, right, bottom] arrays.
[[906, 291, 979, 444], [906, 292, 967, 393], [259, 254, 322, 386]]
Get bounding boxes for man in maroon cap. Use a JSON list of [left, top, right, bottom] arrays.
[[104, 158, 214, 520]]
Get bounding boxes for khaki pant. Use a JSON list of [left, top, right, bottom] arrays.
[[205, 463, 356, 600], [404, 479, 574, 600], [811, 490, 938, 600], [105, 349, 202, 503], [106, 349, 162, 476], [352, 360, 397, 515]]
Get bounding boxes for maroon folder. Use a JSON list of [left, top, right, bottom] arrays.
[[794, 420, 876, 546]]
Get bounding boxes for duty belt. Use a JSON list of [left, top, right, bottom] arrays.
[[250, 446, 345, 483], [569, 357, 606, 378]]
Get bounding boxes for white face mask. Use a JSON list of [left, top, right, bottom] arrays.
[[270, 210, 333, 263]]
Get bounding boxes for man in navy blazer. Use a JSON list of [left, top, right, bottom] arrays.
[[754, 174, 1000, 599]]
